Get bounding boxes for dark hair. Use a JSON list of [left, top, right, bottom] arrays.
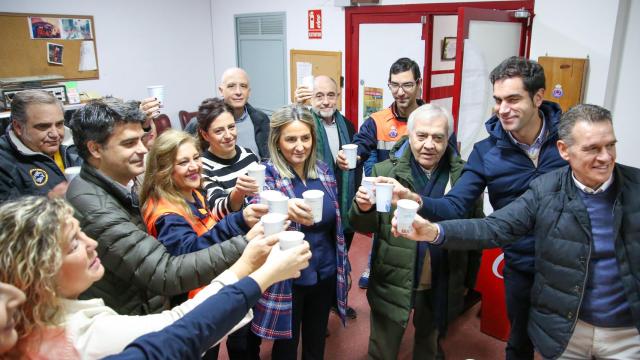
[[70, 97, 146, 160], [558, 104, 613, 146], [196, 97, 234, 145], [388, 57, 421, 82], [10, 90, 64, 125], [490, 56, 546, 99]]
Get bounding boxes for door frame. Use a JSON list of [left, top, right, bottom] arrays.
[[344, 1, 535, 127]]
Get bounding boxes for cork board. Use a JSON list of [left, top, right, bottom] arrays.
[[289, 49, 342, 110], [0, 12, 99, 81]]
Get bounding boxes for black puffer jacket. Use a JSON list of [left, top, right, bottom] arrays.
[[66, 163, 248, 315], [440, 164, 640, 359]]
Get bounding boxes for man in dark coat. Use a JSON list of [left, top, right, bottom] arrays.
[[396, 104, 640, 359]]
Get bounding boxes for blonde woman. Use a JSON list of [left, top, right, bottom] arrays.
[[0, 196, 310, 359], [249, 105, 349, 359], [140, 130, 267, 257]]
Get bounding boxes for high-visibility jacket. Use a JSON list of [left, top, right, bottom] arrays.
[[143, 191, 217, 298]]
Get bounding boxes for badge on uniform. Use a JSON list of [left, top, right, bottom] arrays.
[[389, 126, 398, 138], [29, 168, 48, 186]]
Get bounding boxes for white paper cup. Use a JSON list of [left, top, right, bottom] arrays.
[[302, 75, 314, 89], [362, 177, 376, 204], [64, 166, 81, 182], [261, 213, 287, 237], [260, 190, 288, 215], [342, 144, 358, 169], [302, 189, 324, 223], [247, 163, 266, 191], [279, 230, 305, 250], [146, 85, 165, 108], [375, 183, 394, 212], [396, 199, 420, 234], [259, 190, 280, 205]]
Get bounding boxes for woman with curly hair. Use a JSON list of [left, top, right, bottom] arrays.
[[0, 196, 310, 359]]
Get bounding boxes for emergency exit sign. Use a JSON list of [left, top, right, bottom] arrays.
[[308, 9, 322, 39]]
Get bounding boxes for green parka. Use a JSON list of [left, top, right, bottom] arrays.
[[349, 136, 483, 328]]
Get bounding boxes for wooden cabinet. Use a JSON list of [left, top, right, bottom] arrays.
[[537, 56, 588, 112]]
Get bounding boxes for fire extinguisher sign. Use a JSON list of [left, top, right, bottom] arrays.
[[308, 10, 322, 39]]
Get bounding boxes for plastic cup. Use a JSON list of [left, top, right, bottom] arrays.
[[246, 163, 266, 191], [260, 190, 288, 215], [375, 183, 394, 212], [302, 189, 324, 223], [302, 75, 314, 89], [261, 213, 287, 237], [279, 230, 305, 250], [64, 166, 81, 182], [146, 85, 165, 108], [396, 199, 420, 234], [362, 177, 376, 204], [342, 144, 358, 169]]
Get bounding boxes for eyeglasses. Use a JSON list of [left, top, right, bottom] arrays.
[[313, 92, 338, 101], [388, 81, 418, 93]]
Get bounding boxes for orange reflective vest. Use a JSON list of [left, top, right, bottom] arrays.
[[142, 191, 216, 298], [370, 107, 408, 153]]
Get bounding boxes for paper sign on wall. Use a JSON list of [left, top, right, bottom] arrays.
[[308, 10, 322, 39]]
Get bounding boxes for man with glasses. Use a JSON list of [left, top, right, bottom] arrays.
[[348, 57, 424, 289], [295, 75, 360, 319]]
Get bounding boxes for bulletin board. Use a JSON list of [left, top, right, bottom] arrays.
[[0, 12, 99, 81], [289, 49, 342, 110]]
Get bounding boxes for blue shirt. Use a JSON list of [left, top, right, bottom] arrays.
[[290, 173, 337, 286]]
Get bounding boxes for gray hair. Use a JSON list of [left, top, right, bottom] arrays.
[[70, 97, 146, 161], [407, 103, 454, 138], [558, 104, 612, 146], [10, 90, 64, 125]]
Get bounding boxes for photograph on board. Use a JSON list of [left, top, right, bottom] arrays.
[[29, 17, 62, 39], [61, 18, 93, 40], [47, 43, 64, 65]]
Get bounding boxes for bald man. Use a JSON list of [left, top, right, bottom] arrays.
[[186, 68, 270, 160]]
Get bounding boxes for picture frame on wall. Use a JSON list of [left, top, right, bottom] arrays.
[[441, 36, 456, 61]]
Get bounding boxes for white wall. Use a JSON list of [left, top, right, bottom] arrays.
[[211, 0, 347, 101], [0, 0, 216, 127], [529, 0, 620, 106], [611, 0, 640, 168]]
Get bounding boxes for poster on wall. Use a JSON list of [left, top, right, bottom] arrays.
[[47, 42, 64, 65], [61, 18, 93, 40], [308, 9, 322, 39], [363, 87, 383, 120], [29, 17, 62, 39]]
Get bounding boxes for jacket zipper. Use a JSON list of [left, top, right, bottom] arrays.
[[570, 224, 592, 334]]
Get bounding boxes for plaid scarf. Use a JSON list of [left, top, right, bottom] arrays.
[[249, 160, 349, 339]]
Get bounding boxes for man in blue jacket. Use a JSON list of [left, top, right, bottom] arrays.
[[385, 56, 566, 359], [395, 104, 640, 360], [0, 90, 81, 203]]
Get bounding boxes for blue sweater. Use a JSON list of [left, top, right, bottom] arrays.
[[418, 101, 566, 273], [105, 277, 261, 359], [290, 173, 337, 286], [578, 186, 633, 327]]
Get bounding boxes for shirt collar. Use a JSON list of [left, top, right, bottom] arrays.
[[236, 106, 249, 122], [572, 172, 614, 194], [507, 110, 547, 151]]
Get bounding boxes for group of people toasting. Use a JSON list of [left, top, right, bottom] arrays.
[[1, 54, 639, 360]]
